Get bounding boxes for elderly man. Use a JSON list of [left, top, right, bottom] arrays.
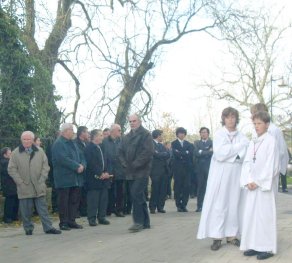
[[52, 123, 86, 230], [103, 124, 125, 217], [8, 131, 61, 235], [119, 114, 154, 232]]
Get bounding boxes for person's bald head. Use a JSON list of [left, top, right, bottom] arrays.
[[128, 114, 141, 130]]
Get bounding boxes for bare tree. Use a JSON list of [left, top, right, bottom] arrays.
[[78, 0, 232, 130], [206, 8, 292, 127]]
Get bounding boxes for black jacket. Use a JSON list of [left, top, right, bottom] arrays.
[[193, 139, 213, 173], [150, 141, 170, 179], [103, 136, 125, 180], [84, 142, 110, 190], [171, 139, 193, 174], [0, 158, 17, 196], [119, 125, 154, 180]]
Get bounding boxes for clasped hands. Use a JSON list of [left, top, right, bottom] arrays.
[[247, 182, 258, 190]]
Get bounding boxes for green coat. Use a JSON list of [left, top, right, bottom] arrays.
[[8, 144, 50, 199]]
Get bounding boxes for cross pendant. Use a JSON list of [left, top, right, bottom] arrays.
[[253, 156, 256, 163]]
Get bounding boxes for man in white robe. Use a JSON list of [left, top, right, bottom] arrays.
[[197, 107, 249, 251], [240, 111, 280, 260]]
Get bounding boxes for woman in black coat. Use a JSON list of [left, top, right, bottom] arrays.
[[84, 129, 112, 226], [0, 147, 19, 223]]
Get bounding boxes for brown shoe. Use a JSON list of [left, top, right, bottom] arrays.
[[211, 240, 222, 251]]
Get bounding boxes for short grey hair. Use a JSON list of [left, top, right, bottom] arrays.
[[110, 123, 121, 131], [60, 123, 74, 133], [21, 131, 35, 140]]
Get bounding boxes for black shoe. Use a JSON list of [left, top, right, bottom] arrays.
[[3, 218, 13, 224], [158, 209, 166, 213], [177, 207, 183, 212], [59, 224, 71, 231], [25, 229, 33, 235], [128, 224, 143, 232], [143, 224, 151, 229], [46, 228, 62, 234], [195, 208, 202, 212], [211, 240, 222, 251], [257, 252, 273, 260], [98, 218, 110, 225], [89, 220, 97, 226], [181, 207, 188, 212], [115, 212, 125, 217], [150, 209, 156, 214], [227, 238, 240, 247], [68, 222, 83, 229], [243, 249, 259, 256], [283, 189, 288, 193]]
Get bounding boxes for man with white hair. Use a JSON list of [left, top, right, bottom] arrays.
[[52, 123, 86, 230], [8, 131, 61, 235]]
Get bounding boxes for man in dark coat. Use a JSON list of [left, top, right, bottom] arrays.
[[193, 127, 213, 212], [1, 147, 19, 223], [103, 124, 126, 217], [84, 129, 111, 226], [149, 130, 170, 214], [171, 127, 193, 212], [119, 114, 154, 232], [74, 126, 90, 217], [52, 123, 86, 230]]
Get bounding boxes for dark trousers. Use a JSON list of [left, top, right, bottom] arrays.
[[280, 173, 287, 191], [189, 171, 197, 197], [51, 185, 58, 212], [3, 194, 19, 221], [129, 178, 150, 227], [19, 196, 53, 232], [196, 165, 209, 209], [57, 187, 80, 226], [123, 180, 132, 214], [107, 180, 125, 214], [173, 166, 191, 209], [87, 189, 108, 221], [166, 174, 173, 197], [79, 186, 87, 216], [149, 175, 167, 211]]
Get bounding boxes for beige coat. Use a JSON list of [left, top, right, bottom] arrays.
[[8, 145, 50, 199]]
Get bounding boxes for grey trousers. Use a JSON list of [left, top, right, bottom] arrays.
[[87, 189, 108, 221], [19, 196, 53, 232]]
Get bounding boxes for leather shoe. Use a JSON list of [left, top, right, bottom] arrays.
[[177, 207, 183, 212], [227, 238, 240, 247], [98, 218, 110, 225], [143, 224, 151, 229], [115, 212, 125, 217], [195, 208, 202, 212], [46, 228, 62, 234], [128, 224, 143, 232], [89, 220, 97, 226], [25, 229, 33, 235], [150, 209, 156, 214], [257, 252, 273, 260], [181, 207, 188, 212], [210, 240, 222, 251], [59, 224, 71, 231], [68, 222, 83, 229], [243, 249, 258, 256], [158, 209, 166, 213]]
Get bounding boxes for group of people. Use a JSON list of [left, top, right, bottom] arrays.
[[197, 104, 290, 261], [0, 103, 290, 261]]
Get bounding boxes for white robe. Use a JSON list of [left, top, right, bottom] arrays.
[[197, 127, 249, 239], [239, 133, 280, 254], [252, 122, 288, 175]]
